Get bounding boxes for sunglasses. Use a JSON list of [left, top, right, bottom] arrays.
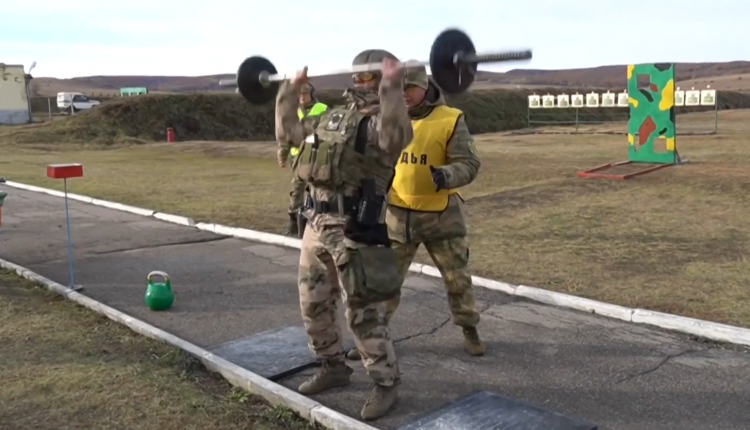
[[352, 72, 376, 84]]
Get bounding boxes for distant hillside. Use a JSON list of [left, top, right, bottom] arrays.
[[29, 61, 750, 97], [13, 87, 750, 146]]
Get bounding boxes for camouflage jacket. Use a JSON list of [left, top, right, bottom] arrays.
[[386, 81, 480, 244], [275, 76, 413, 230], [277, 99, 321, 165]]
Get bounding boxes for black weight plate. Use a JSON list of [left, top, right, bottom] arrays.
[[237, 56, 279, 105], [429, 28, 478, 94]]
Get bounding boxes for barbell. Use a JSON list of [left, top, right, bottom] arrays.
[[227, 28, 533, 105]]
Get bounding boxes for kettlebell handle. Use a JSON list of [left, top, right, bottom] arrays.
[[147, 271, 170, 286]]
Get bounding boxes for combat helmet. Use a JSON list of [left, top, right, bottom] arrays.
[[351, 49, 399, 81]]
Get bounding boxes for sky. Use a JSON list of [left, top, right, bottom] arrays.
[[0, 0, 746, 79]]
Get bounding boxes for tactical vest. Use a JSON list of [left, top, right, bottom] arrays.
[[293, 107, 394, 197], [389, 105, 462, 212], [292, 103, 328, 157]]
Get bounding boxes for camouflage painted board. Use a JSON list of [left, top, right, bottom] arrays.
[[627, 63, 678, 165]]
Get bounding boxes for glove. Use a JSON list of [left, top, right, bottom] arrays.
[[429, 165, 447, 192]]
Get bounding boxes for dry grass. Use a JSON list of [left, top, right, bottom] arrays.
[[0, 269, 315, 430], [1, 110, 749, 327]]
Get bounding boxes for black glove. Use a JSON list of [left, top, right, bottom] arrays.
[[429, 165, 447, 192]]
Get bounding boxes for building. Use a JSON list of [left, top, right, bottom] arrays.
[[0, 63, 32, 124], [120, 87, 149, 97]]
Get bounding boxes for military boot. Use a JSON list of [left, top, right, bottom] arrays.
[[297, 359, 353, 395], [361, 384, 399, 420], [345, 348, 361, 360], [285, 213, 298, 237], [462, 327, 486, 356]]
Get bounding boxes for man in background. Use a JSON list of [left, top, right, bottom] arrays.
[[277, 83, 328, 237], [346, 63, 485, 360]]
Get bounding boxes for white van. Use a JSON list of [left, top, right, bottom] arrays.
[[56, 92, 100, 113]]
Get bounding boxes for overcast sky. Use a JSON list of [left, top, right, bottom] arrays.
[[1, 0, 744, 78]]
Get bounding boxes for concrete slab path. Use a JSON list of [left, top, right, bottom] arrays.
[[2, 185, 749, 430]]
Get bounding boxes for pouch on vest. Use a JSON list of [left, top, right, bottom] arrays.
[[294, 134, 315, 181], [294, 133, 336, 184], [339, 246, 400, 303], [355, 178, 386, 227]]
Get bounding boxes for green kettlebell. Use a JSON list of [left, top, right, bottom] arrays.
[[145, 271, 174, 311]]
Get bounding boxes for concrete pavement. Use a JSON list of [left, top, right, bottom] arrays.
[[2, 184, 749, 430]]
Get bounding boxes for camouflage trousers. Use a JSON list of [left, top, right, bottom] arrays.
[[298, 223, 400, 386], [288, 157, 306, 213], [386, 237, 480, 327]]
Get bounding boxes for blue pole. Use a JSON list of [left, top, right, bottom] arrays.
[[63, 178, 76, 288]]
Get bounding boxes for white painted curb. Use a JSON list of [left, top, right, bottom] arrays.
[[3, 180, 750, 348], [0, 258, 379, 430]]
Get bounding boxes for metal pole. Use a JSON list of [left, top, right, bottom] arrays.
[[47, 97, 52, 122], [63, 178, 81, 291], [256, 49, 533, 85], [527, 105, 530, 128], [713, 102, 718, 134]]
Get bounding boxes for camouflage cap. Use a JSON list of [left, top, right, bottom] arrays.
[[403, 59, 428, 90], [299, 83, 314, 94], [351, 49, 399, 66]]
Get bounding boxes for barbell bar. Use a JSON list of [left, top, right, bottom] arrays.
[[232, 28, 533, 105]]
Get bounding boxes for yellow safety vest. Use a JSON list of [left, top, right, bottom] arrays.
[[291, 103, 328, 157], [389, 105, 462, 212]]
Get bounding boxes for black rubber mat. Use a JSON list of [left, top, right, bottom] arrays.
[[397, 390, 597, 430], [207, 325, 355, 381]]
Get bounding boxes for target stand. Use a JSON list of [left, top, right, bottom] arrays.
[[578, 62, 687, 181], [578, 153, 686, 180]]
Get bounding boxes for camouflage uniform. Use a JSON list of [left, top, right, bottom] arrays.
[[275, 50, 413, 421], [277, 84, 328, 237], [346, 65, 485, 361]]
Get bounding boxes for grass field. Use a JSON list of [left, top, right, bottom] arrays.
[[1, 110, 750, 328], [0, 270, 314, 430]]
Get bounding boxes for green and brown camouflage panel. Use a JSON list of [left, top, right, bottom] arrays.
[[627, 63, 678, 164]]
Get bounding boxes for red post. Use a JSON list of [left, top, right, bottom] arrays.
[[47, 163, 84, 291], [47, 163, 84, 179], [167, 127, 175, 143]]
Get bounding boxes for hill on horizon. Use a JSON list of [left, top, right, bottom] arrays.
[[29, 60, 750, 97]]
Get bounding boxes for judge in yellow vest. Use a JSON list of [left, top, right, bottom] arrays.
[[277, 82, 327, 237], [345, 63, 484, 361]]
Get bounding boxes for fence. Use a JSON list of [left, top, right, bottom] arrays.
[[526, 86, 719, 135], [29, 95, 117, 122]]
